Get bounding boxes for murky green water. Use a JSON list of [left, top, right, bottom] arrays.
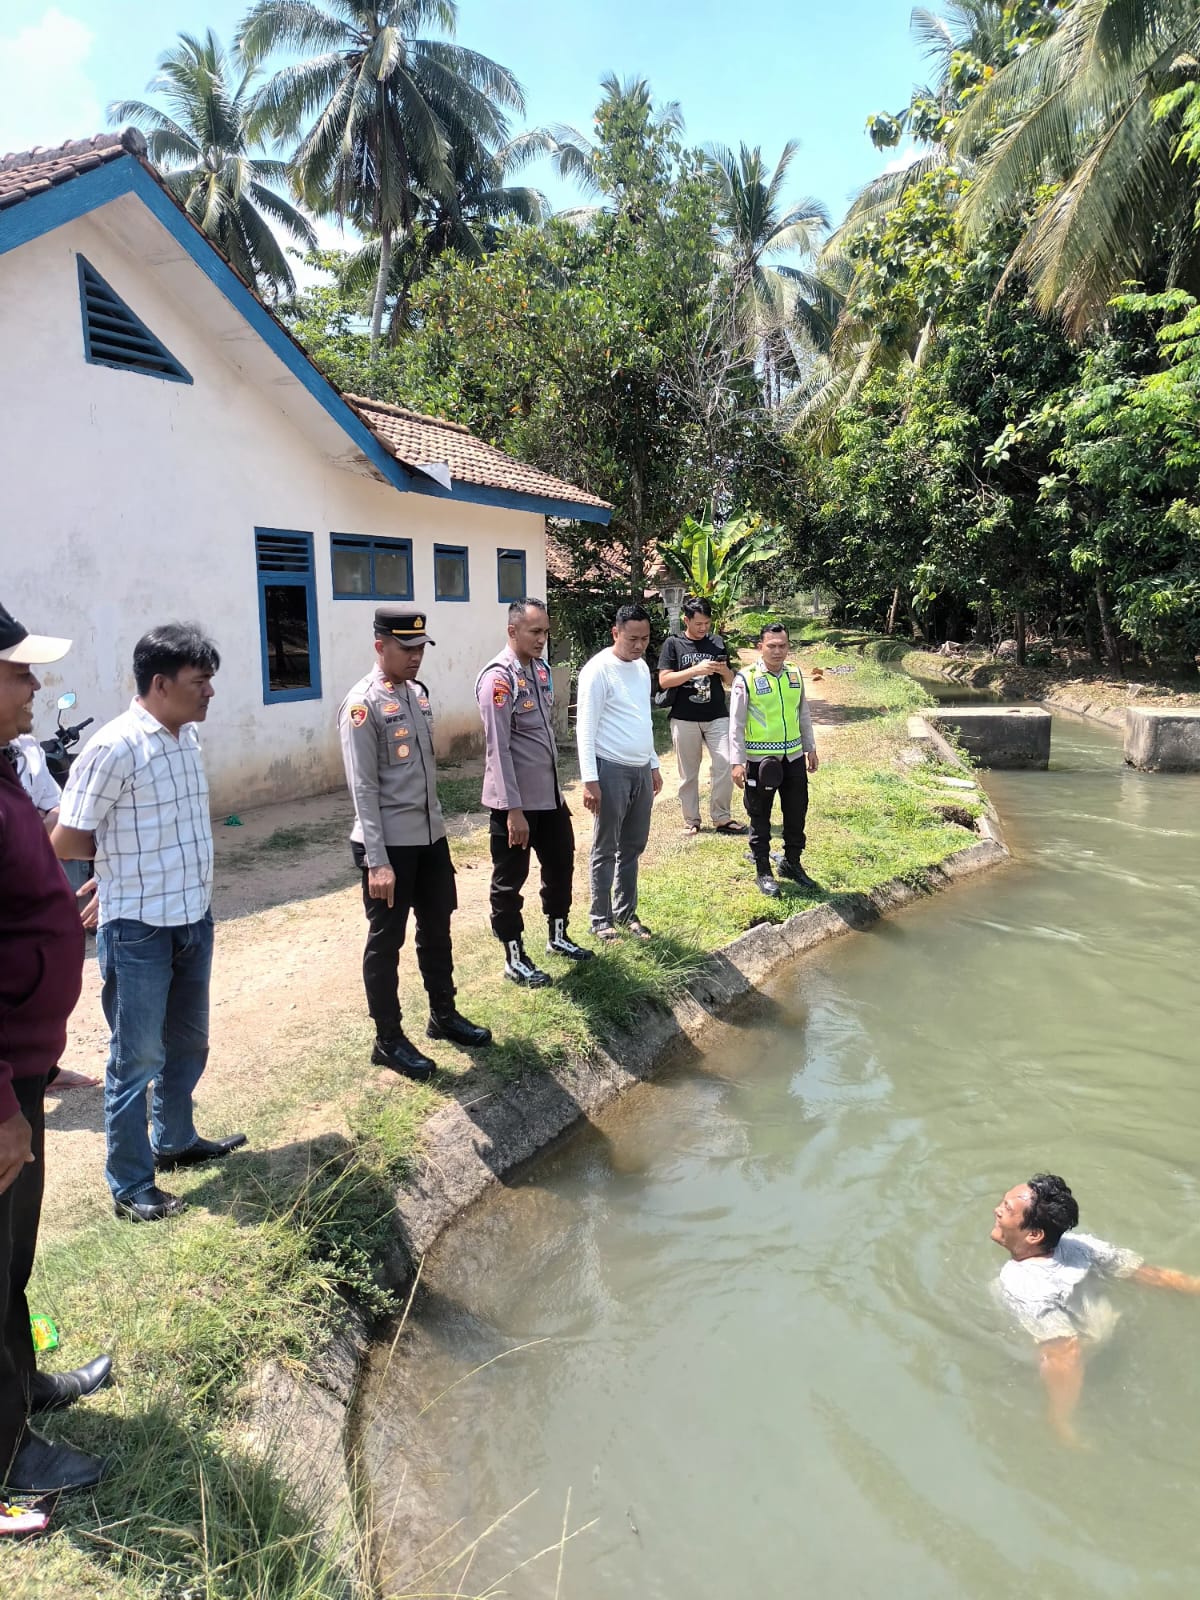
[[363, 714, 1200, 1599]]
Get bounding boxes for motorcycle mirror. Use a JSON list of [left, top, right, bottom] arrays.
[[57, 691, 77, 711]]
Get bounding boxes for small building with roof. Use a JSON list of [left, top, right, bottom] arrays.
[[0, 130, 609, 810]]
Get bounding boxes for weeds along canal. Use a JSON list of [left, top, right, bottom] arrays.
[[360, 711, 1200, 1600]]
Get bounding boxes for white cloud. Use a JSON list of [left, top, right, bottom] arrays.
[[880, 143, 925, 176], [0, 8, 103, 157]]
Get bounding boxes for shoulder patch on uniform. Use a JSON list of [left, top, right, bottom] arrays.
[[493, 679, 512, 706], [348, 703, 368, 728]]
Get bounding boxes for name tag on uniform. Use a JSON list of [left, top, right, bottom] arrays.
[[754, 676, 770, 694]]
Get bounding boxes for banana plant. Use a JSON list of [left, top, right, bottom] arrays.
[[658, 508, 780, 631]]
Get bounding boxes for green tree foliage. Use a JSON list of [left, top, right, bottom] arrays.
[[109, 29, 316, 299], [295, 81, 795, 598], [657, 509, 781, 628]]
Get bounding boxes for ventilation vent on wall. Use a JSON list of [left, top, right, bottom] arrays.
[[77, 255, 192, 384], [256, 531, 312, 573]]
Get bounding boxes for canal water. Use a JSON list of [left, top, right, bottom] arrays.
[[362, 713, 1200, 1599]]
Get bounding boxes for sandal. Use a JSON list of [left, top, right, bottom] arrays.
[[714, 821, 748, 835], [623, 918, 654, 941], [593, 924, 620, 943], [680, 824, 701, 837]]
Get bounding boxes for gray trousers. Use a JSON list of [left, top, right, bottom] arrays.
[[589, 758, 654, 929], [670, 716, 732, 826]]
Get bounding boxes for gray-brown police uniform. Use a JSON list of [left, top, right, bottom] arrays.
[[476, 645, 588, 969], [337, 619, 458, 1035]]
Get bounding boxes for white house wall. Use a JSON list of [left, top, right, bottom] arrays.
[[0, 210, 546, 812]]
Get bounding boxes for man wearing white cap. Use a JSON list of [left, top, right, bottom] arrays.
[[0, 600, 111, 1495]]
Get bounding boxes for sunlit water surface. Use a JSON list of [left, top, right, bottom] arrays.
[[363, 714, 1200, 1599]]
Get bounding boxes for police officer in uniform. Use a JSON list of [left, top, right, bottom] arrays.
[[477, 598, 593, 986], [338, 606, 491, 1079], [729, 621, 821, 898]]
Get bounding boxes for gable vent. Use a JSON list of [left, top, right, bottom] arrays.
[[256, 531, 312, 573], [77, 255, 192, 384]]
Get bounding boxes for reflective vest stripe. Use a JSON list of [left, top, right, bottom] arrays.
[[739, 666, 805, 758]]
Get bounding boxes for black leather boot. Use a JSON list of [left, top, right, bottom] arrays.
[[3, 1430, 108, 1493], [503, 939, 552, 987], [427, 1005, 492, 1048], [372, 1030, 436, 1081], [755, 867, 780, 898], [546, 918, 594, 961], [777, 858, 822, 892], [30, 1355, 112, 1413]]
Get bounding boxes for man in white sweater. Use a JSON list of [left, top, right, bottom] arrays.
[[576, 605, 663, 940]]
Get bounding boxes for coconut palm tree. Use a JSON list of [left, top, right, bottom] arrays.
[[109, 30, 316, 300], [337, 127, 548, 337], [707, 141, 829, 399], [238, 0, 525, 348], [955, 0, 1200, 333], [548, 73, 684, 218]]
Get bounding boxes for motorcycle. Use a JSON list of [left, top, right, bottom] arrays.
[[40, 691, 93, 781]]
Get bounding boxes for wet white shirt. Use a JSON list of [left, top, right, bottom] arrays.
[[997, 1231, 1143, 1344]]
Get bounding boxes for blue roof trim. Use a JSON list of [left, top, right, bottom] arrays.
[[0, 155, 612, 525]]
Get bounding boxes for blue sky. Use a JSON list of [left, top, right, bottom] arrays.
[[0, 0, 929, 230]]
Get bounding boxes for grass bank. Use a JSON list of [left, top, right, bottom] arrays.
[[13, 627, 984, 1599]]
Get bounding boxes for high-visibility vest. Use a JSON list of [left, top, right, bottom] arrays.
[[738, 661, 806, 759]]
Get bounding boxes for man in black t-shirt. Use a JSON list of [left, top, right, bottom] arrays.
[[656, 598, 746, 836]]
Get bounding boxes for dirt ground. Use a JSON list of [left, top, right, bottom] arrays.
[[42, 672, 852, 1238]]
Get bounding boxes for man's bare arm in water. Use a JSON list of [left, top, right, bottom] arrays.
[[1039, 1265, 1200, 1445]]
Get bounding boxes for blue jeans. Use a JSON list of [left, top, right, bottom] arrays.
[[97, 913, 213, 1203]]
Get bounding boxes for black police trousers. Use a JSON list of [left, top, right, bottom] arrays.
[[352, 838, 457, 1031], [0, 1074, 44, 1476], [744, 756, 809, 868], [488, 802, 575, 943]]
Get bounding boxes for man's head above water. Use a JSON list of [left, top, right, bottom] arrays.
[[992, 1173, 1080, 1261]]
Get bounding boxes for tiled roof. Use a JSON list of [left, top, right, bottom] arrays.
[[0, 130, 146, 210], [345, 395, 611, 513], [545, 534, 659, 593]]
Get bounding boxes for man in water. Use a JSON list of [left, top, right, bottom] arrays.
[[992, 1173, 1200, 1444]]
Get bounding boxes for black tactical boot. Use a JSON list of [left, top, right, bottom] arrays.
[[755, 866, 780, 898], [546, 918, 594, 961], [776, 858, 822, 892], [427, 1004, 492, 1048], [372, 1030, 436, 1081], [504, 939, 552, 987]]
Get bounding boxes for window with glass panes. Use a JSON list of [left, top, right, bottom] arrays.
[[330, 535, 413, 600]]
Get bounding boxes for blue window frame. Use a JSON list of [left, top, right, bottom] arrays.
[[255, 529, 322, 704], [434, 543, 470, 602], [496, 548, 527, 604], [331, 534, 413, 600], [77, 254, 192, 383]]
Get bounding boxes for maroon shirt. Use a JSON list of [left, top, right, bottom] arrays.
[[0, 751, 83, 1123]]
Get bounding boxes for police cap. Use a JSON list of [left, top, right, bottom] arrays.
[[374, 605, 436, 647]]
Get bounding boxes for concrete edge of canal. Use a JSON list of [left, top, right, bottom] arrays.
[[239, 782, 1011, 1564]]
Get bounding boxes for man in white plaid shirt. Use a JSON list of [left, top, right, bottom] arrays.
[[53, 624, 245, 1223]]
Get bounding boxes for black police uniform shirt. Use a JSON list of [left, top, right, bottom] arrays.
[[657, 633, 730, 721]]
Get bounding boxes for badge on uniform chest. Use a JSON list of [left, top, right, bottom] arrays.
[[754, 676, 770, 694], [787, 670, 802, 689]]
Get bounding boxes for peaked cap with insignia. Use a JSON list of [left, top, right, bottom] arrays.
[[374, 605, 435, 646]]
